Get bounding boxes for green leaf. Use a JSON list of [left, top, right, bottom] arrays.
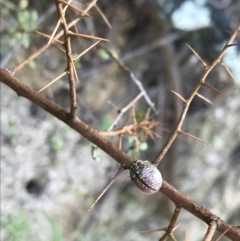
[[28, 60, 36, 69], [98, 48, 110, 60], [22, 33, 30, 48]]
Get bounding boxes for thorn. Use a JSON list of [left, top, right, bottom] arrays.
[[36, 31, 64, 44], [225, 30, 232, 36], [196, 93, 212, 105], [226, 43, 240, 47], [47, 21, 61, 45], [69, 56, 79, 82], [73, 40, 101, 61], [202, 83, 223, 95], [69, 31, 109, 41], [58, 0, 91, 17], [171, 90, 186, 103], [179, 130, 209, 144], [172, 223, 180, 232], [220, 62, 235, 82], [88, 167, 124, 212], [38, 71, 67, 93], [140, 228, 165, 234], [95, 4, 112, 29], [186, 44, 208, 67], [213, 226, 230, 241]]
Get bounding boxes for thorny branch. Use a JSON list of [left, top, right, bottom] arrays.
[[1, 68, 240, 240], [10, 3, 106, 75], [203, 220, 217, 241], [152, 25, 240, 166], [1, 1, 240, 239], [159, 207, 182, 241], [55, 0, 77, 118]]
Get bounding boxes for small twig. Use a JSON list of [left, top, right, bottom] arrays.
[[121, 33, 179, 62], [108, 93, 143, 131], [48, 0, 71, 45], [55, 0, 77, 118], [99, 44, 158, 114], [100, 120, 160, 138], [159, 206, 182, 241], [203, 221, 217, 241]]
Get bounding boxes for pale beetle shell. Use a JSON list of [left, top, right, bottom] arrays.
[[130, 160, 162, 195]]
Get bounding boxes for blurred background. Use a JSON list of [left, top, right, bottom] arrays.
[[1, 0, 240, 240]]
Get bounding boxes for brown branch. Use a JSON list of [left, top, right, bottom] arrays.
[[10, 16, 81, 74], [10, 1, 99, 75], [159, 206, 182, 241], [1, 68, 240, 240], [203, 221, 217, 241], [99, 120, 160, 137], [0, 68, 131, 167], [55, 0, 77, 118], [152, 25, 240, 166]]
